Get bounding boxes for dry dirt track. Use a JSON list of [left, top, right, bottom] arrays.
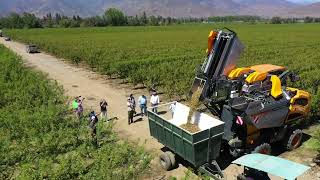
[[1, 38, 317, 180]]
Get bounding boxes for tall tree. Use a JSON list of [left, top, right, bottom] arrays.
[[141, 11, 148, 25], [104, 8, 126, 26]]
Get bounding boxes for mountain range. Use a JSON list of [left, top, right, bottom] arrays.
[[0, 0, 320, 18]]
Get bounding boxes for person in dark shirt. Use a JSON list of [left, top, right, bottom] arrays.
[[89, 111, 99, 138], [127, 97, 135, 125]]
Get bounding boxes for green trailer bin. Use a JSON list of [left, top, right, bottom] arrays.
[[147, 102, 225, 178]]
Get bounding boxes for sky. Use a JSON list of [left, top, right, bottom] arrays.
[[287, 0, 320, 4]]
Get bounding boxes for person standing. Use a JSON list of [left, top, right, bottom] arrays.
[[72, 96, 80, 112], [88, 111, 99, 145], [99, 99, 108, 120], [150, 92, 160, 114], [169, 101, 177, 118], [127, 97, 135, 125], [138, 95, 147, 117], [76, 97, 85, 119], [129, 94, 136, 114]]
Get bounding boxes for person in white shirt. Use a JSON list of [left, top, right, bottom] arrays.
[[169, 101, 177, 118], [150, 92, 160, 114]]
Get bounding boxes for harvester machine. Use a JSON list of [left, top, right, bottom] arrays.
[[191, 28, 311, 156]]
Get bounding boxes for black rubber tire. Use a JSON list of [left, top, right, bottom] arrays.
[[159, 152, 172, 171], [166, 151, 176, 168], [252, 143, 271, 155], [312, 154, 320, 165], [236, 174, 247, 180], [284, 129, 303, 151]]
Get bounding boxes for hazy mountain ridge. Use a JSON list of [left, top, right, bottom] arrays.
[[0, 0, 319, 17]]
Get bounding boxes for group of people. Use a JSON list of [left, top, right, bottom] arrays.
[[127, 91, 160, 125], [72, 96, 109, 141], [71, 91, 170, 139]]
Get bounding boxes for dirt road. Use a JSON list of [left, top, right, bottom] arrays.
[[1, 38, 317, 180]]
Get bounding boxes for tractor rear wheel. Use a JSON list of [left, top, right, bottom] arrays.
[[159, 152, 172, 170], [284, 129, 303, 150], [252, 143, 271, 155], [166, 151, 176, 168]]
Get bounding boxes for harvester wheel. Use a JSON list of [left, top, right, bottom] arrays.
[[159, 152, 172, 170], [252, 143, 271, 155], [166, 151, 176, 168], [284, 129, 303, 150]]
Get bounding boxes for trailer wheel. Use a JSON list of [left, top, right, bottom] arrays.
[[252, 143, 271, 155], [236, 174, 246, 180], [284, 129, 303, 150], [166, 151, 176, 168], [159, 152, 172, 170], [313, 154, 320, 165]]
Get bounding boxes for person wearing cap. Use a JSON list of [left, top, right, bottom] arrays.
[[127, 97, 135, 125], [150, 91, 160, 114]]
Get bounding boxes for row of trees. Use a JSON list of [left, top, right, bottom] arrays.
[[208, 15, 262, 22], [1, 8, 320, 29], [270, 16, 320, 24], [0, 8, 184, 29], [0, 12, 42, 29]]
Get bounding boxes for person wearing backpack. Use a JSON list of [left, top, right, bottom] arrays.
[[88, 111, 99, 138]]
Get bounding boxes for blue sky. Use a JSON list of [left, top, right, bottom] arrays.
[[287, 0, 320, 4]]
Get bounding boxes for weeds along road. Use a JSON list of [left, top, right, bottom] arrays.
[[0, 38, 192, 179]]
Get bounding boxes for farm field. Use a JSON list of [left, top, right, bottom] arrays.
[[6, 23, 320, 114], [0, 44, 150, 179]]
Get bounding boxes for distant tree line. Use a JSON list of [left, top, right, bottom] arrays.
[[0, 12, 42, 29], [1, 8, 320, 29], [208, 15, 262, 23], [0, 8, 185, 29], [270, 16, 320, 24]]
